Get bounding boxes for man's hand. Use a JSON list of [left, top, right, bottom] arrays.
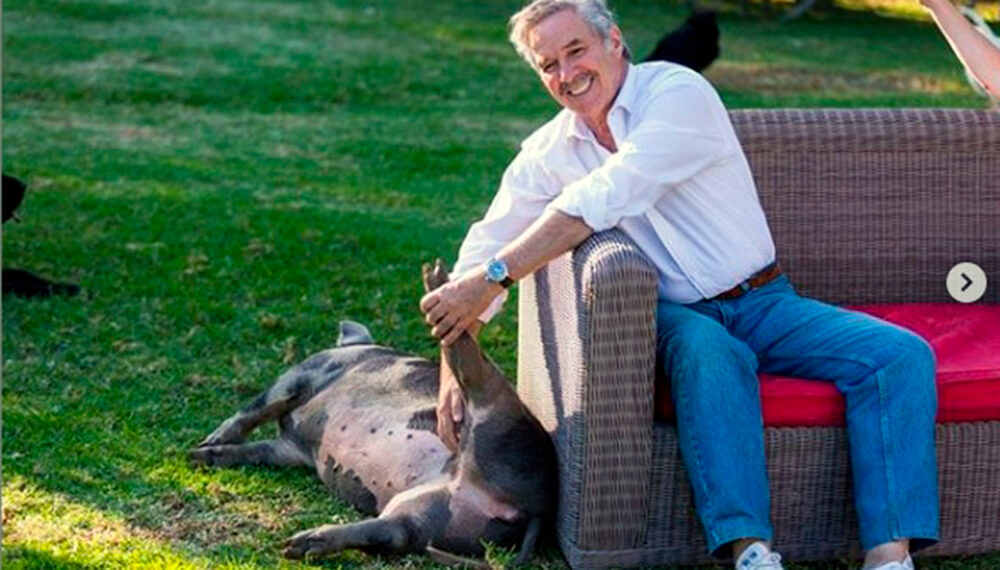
[[436, 361, 464, 452], [420, 272, 500, 346]]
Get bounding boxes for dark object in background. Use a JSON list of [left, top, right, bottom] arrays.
[[2, 174, 81, 298], [3, 174, 27, 223], [644, 11, 720, 72], [2, 268, 81, 298]]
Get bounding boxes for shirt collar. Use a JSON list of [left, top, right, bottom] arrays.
[[565, 62, 637, 143]]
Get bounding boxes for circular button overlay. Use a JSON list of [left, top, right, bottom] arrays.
[[946, 262, 988, 303]]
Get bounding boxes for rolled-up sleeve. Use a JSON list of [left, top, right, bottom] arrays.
[[548, 81, 730, 231], [451, 151, 557, 322]]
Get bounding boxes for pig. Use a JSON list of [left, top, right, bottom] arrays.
[[189, 260, 558, 565]]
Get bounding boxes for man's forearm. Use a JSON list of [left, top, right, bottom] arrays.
[[493, 209, 594, 284]]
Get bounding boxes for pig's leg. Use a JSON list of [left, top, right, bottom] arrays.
[[197, 370, 319, 446], [284, 483, 452, 559], [282, 517, 416, 559], [189, 439, 309, 468]]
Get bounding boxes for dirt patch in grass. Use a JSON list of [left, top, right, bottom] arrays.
[[153, 499, 288, 547], [707, 62, 965, 96]]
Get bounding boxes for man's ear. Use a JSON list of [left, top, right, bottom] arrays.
[[607, 24, 624, 57]]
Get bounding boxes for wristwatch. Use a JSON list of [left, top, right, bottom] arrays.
[[484, 258, 515, 289]]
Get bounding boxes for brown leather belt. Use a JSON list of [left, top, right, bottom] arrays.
[[712, 262, 782, 301]]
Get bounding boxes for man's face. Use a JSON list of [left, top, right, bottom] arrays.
[[526, 9, 626, 126]]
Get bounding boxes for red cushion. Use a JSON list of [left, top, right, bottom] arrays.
[[654, 304, 1000, 427]]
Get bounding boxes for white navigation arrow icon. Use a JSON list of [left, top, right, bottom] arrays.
[[961, 273, 973, 292], [947, 262, 988, 303]]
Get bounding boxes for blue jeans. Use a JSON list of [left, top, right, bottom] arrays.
[[656, 275, 939, 557]]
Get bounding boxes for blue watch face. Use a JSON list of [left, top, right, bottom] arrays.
[[486, 260, 507, 282]]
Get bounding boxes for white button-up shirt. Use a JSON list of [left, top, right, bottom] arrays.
[[453, 62, 776, 322]]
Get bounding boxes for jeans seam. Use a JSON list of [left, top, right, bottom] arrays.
[[876, 367, 900, 548], [674, 377, 720, 548]]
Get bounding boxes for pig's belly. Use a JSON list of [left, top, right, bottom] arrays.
[[291, 392, 451, 513]]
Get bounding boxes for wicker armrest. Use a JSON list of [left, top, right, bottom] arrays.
[[517, 229, 659, 554]]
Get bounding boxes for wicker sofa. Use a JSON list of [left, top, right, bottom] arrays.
[[516, 109, 1000, 568]]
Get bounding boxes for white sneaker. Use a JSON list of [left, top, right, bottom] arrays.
[[864, 556, 915, 570], [735, 542, 785, 570]]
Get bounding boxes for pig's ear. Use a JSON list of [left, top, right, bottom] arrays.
[[422, 258, 450, 293], [337, 321, 374, 347]]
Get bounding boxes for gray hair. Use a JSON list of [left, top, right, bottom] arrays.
[[508, 0, 632, 69]]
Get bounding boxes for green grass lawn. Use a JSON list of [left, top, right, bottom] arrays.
[[2, 0, 998, 568]]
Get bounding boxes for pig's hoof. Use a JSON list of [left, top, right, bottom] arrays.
[[188, 445, 234, 467], [197, 433, 221, 447], [422, 259, 450, 293], [197, 419, 244, 447], [282, 525, 338, 559], [188, 446, 215, 467]]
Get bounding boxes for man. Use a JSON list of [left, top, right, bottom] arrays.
[[419, 2, 939, 569]]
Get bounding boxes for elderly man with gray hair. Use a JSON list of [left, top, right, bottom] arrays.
[[419, 2, 939, 569]]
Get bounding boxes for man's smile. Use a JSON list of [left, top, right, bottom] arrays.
[[562, 73, 594, 97]]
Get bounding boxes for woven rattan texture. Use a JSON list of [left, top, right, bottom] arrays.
[[732, 109, 1000, 305], [518, 110, 1000, 568], [519, 230, 659, 554]]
